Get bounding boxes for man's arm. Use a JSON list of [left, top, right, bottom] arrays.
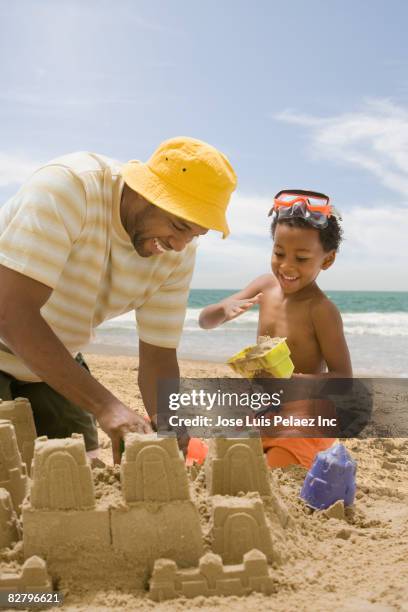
[[138, 339, 190, 453], [137, 340, 180, 425], [0, 265, 151, 464]]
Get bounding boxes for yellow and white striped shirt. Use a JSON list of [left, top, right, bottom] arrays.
[[0, 152, 196, 381]]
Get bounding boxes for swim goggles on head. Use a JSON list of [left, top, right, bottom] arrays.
[[268, 189, 341, 229]]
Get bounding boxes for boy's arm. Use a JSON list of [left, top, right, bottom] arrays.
[[310, 298, 353, 377], [198, 274, 274, 330]]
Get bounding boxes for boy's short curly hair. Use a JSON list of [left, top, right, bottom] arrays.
[[270, 215, 343, 252]]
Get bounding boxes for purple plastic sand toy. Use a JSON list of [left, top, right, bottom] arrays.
[[300, 443, 357, 510]]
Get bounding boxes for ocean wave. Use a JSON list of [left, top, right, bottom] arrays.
[[99, 309, 408, 338], [184, 309, 408, 337], [184, 308, 259, 327], [342, 312, 408, 337]]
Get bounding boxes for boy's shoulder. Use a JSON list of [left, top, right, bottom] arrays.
[[309, 292, 342, 327], [251, 273, 278, 292]]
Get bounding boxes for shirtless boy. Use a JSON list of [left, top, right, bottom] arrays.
[[199, 189, 352, 468]]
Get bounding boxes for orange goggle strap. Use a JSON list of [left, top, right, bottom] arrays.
[[269, 189, 332, 218], [273, 197, 332, 216]]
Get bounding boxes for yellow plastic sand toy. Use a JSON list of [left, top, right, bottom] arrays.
[[227, 336, 294, 379]]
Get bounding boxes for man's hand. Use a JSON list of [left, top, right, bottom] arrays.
[[97, 401, 152, 464], [177, 431, 190, 458]]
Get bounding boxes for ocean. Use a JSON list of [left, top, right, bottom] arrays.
[[91, 290, 408, 376]]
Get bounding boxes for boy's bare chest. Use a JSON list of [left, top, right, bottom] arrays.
[[259, 298, 312, 339], [258, 293, 323, 372]]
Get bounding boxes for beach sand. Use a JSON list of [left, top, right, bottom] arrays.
[[86, 355, 408, 610], [2, 353, 408, 611]]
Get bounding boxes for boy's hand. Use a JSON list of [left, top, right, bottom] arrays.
[[222, 293, 262, 323]]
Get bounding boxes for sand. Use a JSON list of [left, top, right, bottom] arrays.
[[245, 336, 283, 358], [1, 353, 408, 611]]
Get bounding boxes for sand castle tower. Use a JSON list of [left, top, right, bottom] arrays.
[[0, 398, 37, 474], [24, 436, 109, 581], [120, 433, 189, 502], [30, 434, 95, 510], [0, 488, 19, 548], [205, 438, 271, 496], [111, 433, 203, 569], [0, 419, 28, 513], [210, 494, 274, 563], [0, 556, 53, 592]]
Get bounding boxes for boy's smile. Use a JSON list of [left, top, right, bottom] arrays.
[[271, 223, 335, 295]]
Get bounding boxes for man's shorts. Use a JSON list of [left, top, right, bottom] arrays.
[[0, 354, 98, 451]]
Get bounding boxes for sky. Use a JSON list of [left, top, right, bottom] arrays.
[[0, 0, 407, 290]]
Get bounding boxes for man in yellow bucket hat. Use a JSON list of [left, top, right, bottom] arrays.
[[0, 137, 237, 463]]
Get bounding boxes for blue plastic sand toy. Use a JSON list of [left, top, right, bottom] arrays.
[[300, 443, 356, 510]]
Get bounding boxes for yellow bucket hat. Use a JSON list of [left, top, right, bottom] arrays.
[[121, 136, 237, 238]]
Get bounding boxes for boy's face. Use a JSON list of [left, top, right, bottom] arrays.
[[271, 223, 335, 294]]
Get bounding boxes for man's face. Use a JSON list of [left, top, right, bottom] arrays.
[[271, 223, 335, 294], [125, 193, 209, 257]]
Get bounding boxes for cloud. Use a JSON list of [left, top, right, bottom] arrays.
[[227, 192, 272, 237], [342, 206, 408, 259], [193, 193, 408, 289], [194, 232, 270, 288], [0, 153, 40, 187], [192, 193, 272, 287], [275, 99, 408, 198]]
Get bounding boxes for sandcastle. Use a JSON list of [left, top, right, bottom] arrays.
[[0, 411, 282, 600], [0, 556, 53, 594], [210, 494, 274, 563], [30, 434, 95, 510], [0, 398, 36, 474], [150, 549, 274, 601], [23, 432, 204, 586], [205, 437, 272, 496], [0, 419, 29, 513], [0, 488, 19, 549]]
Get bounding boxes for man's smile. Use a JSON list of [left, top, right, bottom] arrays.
[[132, 235, 173, 257], [152, 238, 167, 254]]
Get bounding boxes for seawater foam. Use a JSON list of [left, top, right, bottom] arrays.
[[186, 310, 408, 337], [342, 312, 408, 337], [99, 309, 408, 337], [96, 305, 408, 337]]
